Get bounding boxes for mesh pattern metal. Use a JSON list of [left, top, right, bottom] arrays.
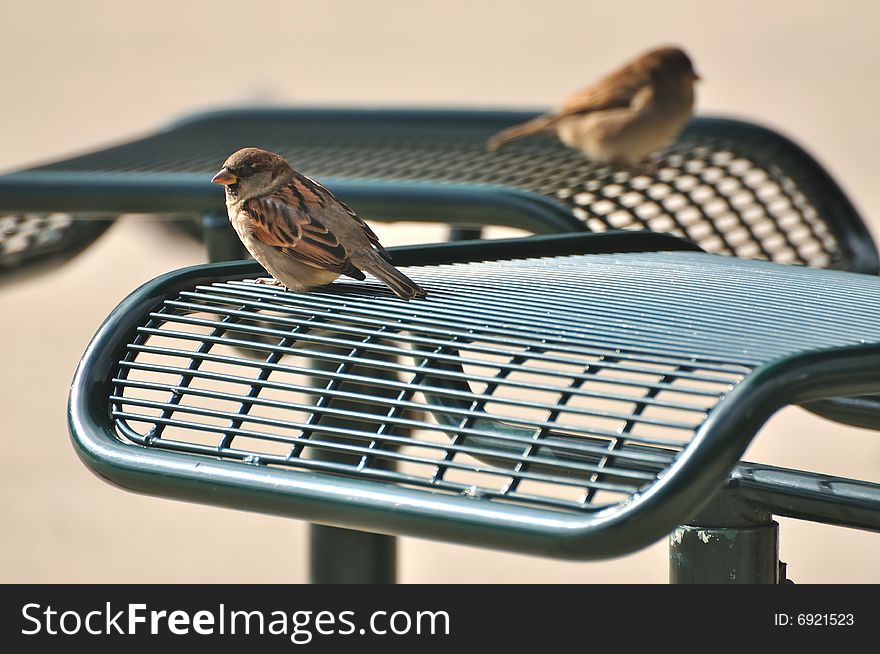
[[111, 251, 880, 514], [29, 114, 844, 268], [0, 213, 113, 269]]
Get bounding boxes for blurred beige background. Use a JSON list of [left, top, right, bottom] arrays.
[[2, 0, 879, 582]]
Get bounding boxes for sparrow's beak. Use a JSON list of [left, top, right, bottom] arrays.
[[211, 168, 238, 185], [691, 71, 702, 82]]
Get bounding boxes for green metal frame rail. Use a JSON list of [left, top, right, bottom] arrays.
[[68, 232, 880, 582]]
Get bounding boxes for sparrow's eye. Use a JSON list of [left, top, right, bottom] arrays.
[[238, 164, 255, 177]]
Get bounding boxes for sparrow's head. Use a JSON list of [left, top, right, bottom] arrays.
[[640, 46, 700, 84], [211, 147, 293, 199]]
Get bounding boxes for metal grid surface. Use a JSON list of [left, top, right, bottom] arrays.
[[21, 113, 855, 270], [110, 251, 880, 515], [0, 213, 114, 271]]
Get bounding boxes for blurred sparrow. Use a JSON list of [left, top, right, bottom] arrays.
[[487, 46, 700, 167], [212, 148, 426, 300]]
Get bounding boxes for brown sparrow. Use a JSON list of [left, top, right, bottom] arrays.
[[487, 46, 700, 167], [211, 148, 426, 300]]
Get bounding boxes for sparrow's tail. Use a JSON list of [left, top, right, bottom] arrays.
[[364, 257, 427, 300], [486, 114, 558, 152]]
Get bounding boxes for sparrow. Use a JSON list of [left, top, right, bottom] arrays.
[[211, 148, 426, 300], [486, 46, 700, 167]]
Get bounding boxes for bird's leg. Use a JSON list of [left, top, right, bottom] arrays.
[[253, 277, 287, 288]]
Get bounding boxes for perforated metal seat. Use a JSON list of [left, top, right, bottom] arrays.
[[69, 233, 880, 567], [2, 109, 876, 271], [0, 212, 115, 283]]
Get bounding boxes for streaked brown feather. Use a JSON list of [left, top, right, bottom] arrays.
[[243, 190, 365, 280], [299, 173, 393, 262], [556, 65, 650, 118]]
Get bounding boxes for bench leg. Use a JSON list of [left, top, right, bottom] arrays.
[[310, 526, 397, 583], [308, 225, 476, 582], [306, 347, 403, 584], [201, 212, 247, 262], [449, 226, 483, 241], [669, 490, 785, 583]]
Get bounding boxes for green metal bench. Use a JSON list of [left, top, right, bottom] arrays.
[[2, 109, 875, 269], [69, 232, 880, 583], [9, 108, 879, 580]]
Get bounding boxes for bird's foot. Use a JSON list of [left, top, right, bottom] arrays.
[[253, 277, 287, 288]]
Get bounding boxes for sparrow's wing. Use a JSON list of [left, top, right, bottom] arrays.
[[556, 65, 651, 118], [298, 174, 393, 263], [487, 64, 653, 151], [243, 181, 366, 280]]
